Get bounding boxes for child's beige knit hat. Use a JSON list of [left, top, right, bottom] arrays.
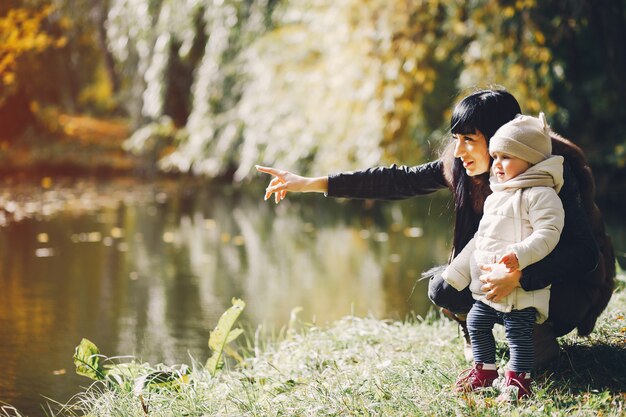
[[489, 113, 552, 164]]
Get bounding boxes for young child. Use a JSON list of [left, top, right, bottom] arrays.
[[442, 113, 564, 401]]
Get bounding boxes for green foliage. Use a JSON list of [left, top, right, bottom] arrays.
[[132, 367, 191, 396], [123, 115, 178, 162], [532, 0, 626, 170], [105, 0, 625, 181], [206, 297, 246, 376], [68, 300, 249, 415], [73, 299, 248, 389], [73, 338, 105, 381], [106, 0, 564, 179], [3, 0, 625, 180], [73, 338, 190, 398]]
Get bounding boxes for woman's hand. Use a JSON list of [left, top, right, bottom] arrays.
[[255, 165, 328, 203], [478, 264, 522, 302]]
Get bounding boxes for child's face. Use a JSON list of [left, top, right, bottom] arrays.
[[491, 152, 530, 182]]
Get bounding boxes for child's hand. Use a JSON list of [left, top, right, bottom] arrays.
[[498, 251, 519, 271]]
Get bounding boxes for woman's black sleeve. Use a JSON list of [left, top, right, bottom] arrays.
[[326, 160, 448, 200], [519, 163, 600, 291]]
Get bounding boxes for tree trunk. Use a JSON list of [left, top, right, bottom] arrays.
[[94, 0, 119, 93]]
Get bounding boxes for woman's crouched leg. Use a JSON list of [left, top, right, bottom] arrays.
[[549, 280, 592, 337], [534, 280, 594, 369], [427, 267, 474, 314]]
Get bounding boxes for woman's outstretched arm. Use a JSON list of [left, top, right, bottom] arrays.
[[327, 161, 448, 200], [256, 165, 328, 203], [257, 160, 449, 203]]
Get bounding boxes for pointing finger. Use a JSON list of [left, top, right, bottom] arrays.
[[255, 165, 282, 177]]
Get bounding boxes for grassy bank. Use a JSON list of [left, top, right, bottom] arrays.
[[8, 275, 626, 417]]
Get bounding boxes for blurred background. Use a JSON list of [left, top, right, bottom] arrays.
[[1, 0, 625, 415]]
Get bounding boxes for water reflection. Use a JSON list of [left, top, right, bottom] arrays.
[[0, 179, 452, 415]]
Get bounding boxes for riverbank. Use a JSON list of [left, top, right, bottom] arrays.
[[8, 272, 623, 417], [0, 114, 138, 179]]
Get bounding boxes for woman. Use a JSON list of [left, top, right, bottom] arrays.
[[256, 89, 615, 368]]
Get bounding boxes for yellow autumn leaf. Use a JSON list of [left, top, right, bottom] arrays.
[[2, 72, 16, 85]]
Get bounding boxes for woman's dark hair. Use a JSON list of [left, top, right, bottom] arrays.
[[449, 89, 522, 258], [451, 89, 522, 140]]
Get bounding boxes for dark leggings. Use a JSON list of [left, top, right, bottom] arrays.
[[468, 301, 535, 373], [427, 269, 591, 337]]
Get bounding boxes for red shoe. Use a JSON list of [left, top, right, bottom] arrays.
[[455, 363, 498, 392], [497, 370, 532, 402]]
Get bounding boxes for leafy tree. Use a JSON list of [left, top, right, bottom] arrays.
[[117, 0, 275, 173], [1, 0, 123, 143], [4, 0, 624, 181], [0, 3, 66, 138], [121, 0, 565, 179], [0, 4, 66, 101], [533, 0, 626, 172]]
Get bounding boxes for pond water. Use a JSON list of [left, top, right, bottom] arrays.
[[0, 179, 460, 416]]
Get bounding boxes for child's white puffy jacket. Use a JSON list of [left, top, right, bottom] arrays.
[[443, 156, 565, 323]]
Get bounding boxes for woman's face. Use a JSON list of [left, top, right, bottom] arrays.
[[452, 131, 490, 176]]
